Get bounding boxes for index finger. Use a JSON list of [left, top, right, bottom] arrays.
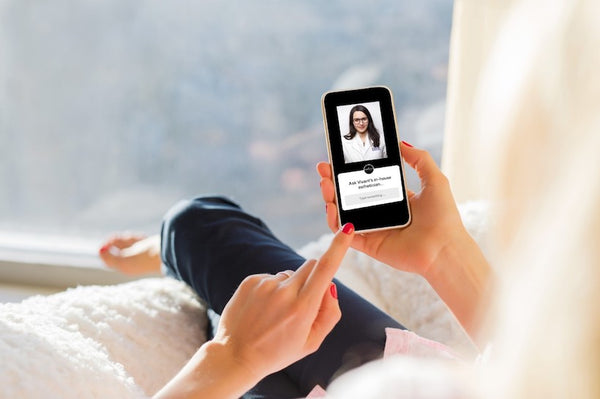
[[301, 223, 354, 297]]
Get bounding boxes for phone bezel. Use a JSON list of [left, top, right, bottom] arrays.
[[321, 86, 411, 232]]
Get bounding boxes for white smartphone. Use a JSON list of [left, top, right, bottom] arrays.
[[321, 86, 411, 232]]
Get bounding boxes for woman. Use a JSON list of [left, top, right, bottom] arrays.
[[100, 0, 600, 397], [341, 105, 387, 163]]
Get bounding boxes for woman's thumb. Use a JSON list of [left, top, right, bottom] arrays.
[[400, 141, 443, 185]]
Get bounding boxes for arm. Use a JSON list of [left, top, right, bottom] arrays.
[[424, 224, 491, 339], [317, 142, 492, 344], [154, 226, 355, 398]]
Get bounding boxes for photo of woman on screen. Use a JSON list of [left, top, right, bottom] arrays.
[[341, 104, 387, 163]]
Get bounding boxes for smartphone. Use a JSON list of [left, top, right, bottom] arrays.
[[321, 86, 411, 232]]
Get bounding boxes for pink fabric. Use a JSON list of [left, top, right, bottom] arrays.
[[383, 328, 462, 361], [305, 385, 328, 398]]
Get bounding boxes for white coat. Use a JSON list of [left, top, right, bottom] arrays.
[[341, 133, 387, 163]]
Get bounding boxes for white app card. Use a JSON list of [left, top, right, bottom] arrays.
[[338, 165, 404, 211]]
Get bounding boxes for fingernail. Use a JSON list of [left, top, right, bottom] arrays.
[[401, 140, 413, 148], [325, 203, 328, 213], [329, 282, 338, 299], [99, 245, 109, 254], [341, 223, 354, 235]]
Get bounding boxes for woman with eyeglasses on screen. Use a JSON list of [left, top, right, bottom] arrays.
[[342, 105, 387, 163]]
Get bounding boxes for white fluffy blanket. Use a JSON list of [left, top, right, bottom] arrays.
[[0, 202, 488, 398], [0, 279, 206, 398]]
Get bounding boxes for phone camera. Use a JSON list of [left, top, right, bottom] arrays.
[[363, 164, 375, 174]]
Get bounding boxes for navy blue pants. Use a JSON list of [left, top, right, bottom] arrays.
[[160, 196, 404, 398]]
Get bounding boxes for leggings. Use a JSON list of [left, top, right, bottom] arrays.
[[160, 196, 404, 398]]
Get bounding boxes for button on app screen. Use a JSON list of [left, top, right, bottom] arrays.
[[337, 165, 404, 211]]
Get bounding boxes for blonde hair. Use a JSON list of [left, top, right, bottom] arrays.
[[475, 0, 600, 397]]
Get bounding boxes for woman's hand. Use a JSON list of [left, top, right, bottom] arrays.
[[318, 142, 491, 340], [154, 225, 355, 399], [318, 142, 464, 276], [213, 223, 353, 380]]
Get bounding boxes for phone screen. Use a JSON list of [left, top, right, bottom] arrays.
[[322, 86, 411, 232]]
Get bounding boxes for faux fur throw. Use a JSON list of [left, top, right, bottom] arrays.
[[0, 202, 488, 398], [0, 278, 207, 398]]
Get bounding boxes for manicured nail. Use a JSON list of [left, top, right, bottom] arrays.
[[341, 223, 354, 235], [99, 245, 109, 254], [329, 282, 338, 299], [401, 140, 413, 147]]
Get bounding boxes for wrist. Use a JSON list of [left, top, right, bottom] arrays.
[[423, 227, 492, 343], [423, 225, 475, 282], [205, 339, 261, 383], [154, 340, 260, 399], [201, 339, 261, 395]]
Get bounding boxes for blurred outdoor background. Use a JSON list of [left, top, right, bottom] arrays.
[[0, 0, 452, 250]]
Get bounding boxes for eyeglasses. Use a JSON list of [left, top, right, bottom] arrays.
[[353, 117, 368, 124]]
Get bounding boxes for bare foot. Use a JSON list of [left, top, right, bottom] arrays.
[[98, 233, 161, 275]]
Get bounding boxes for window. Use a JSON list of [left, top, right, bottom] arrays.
[[0, 0, 453, 253]]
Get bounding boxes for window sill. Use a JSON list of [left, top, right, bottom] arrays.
[[0, 231, 148, 290]]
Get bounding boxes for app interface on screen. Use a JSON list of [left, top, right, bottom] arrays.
[[337, 165, 404, 211]]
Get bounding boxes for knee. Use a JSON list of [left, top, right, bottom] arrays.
[[161, 198, 196, 238], [161, 195, 241, 238], [159, 195, 251, 278]]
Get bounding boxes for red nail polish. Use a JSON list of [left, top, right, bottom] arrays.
[[342, 223, 354, 235], [329, 283, 338, 299], [401, 140, 414, 148], [99, 245, 109, 254]]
